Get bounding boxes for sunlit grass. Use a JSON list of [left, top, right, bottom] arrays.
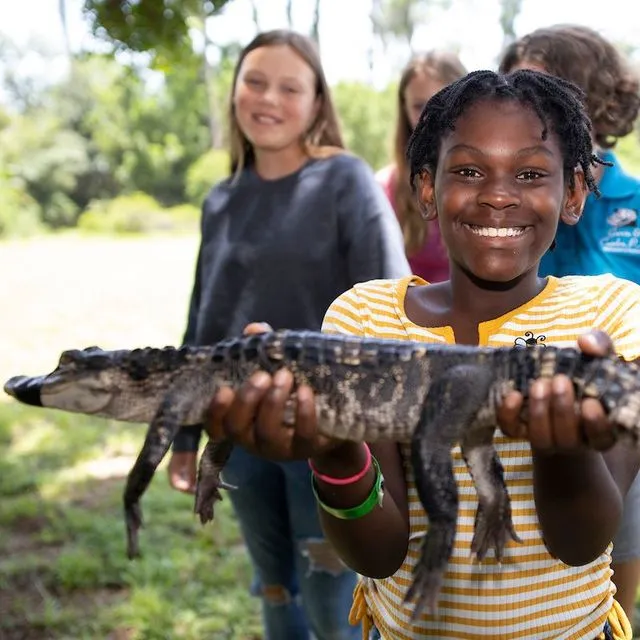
[[0, 389, 261, 640]]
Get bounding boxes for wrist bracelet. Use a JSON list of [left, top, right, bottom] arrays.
[[308, 443, 372, 486], [311, 456, 384, 520]]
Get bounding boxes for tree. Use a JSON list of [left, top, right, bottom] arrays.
[[249, 0, 260, 32], [59, 0, 71, 57], [0, 36, 52, 113], [370, 0, 449, 53], [82, 0, 233, 60], [310, 0, 321, 49], [286, 0, 293, 27], [332, 81, 396, 171], [83, 0, 236, 149], [498, 0, 523, 49]]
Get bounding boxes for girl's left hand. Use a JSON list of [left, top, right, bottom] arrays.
[[497, 330, 618, 452]]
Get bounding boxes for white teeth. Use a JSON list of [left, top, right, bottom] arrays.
[[464, 224, 527, 237], [254, 115, 279, 124]]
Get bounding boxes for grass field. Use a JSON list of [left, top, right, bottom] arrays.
[[0, 234, 263, 639]]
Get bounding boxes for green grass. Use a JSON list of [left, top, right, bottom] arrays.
[[0, 234, 262, 639]]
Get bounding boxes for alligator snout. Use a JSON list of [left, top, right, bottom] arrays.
[[3, 375, 44, 406]]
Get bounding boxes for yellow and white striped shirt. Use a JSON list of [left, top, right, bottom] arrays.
[[321, 274, 640, 640]]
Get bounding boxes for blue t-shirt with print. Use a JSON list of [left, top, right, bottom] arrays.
[[540, 150, 640, 284]]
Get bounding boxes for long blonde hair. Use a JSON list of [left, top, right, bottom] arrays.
[[393, 51, 467, 255], [228, 30, 345, 177]]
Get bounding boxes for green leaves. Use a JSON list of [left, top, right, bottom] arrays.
[[82, 0, 233, 61]]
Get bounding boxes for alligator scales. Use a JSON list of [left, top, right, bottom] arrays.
[[5, 330, 640, 616]]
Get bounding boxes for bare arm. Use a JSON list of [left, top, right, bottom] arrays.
[[532, 443, 639, 565], [310, 441, 410, 578]]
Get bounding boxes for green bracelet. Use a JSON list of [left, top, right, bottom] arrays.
[[311, 456, 385, 520]]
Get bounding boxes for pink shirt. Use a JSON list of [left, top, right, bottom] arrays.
[[375, 165, 450, 283]]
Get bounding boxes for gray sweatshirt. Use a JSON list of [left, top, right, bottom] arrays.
[[174, 152, 410, 451]]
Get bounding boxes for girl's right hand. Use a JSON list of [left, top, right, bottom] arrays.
[[204, 321, 348, 462], [205, 366, 348, 462]]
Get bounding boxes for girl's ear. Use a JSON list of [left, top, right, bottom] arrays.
[[417, 169, 438, 221], [560, 168, 588, 227]]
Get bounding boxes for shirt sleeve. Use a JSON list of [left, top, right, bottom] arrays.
[[173, 211, 207, 453], [173, 257, 204, 450], [335, 156, 411, 284], [594, 276, 640, 361], [181, 245, 202, 347], [321, 286, 367, 337]]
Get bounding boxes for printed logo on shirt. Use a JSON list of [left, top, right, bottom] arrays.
[[608, 208, 637, 227], [514, 331, 547, 348], [601, 207, 640, 255]]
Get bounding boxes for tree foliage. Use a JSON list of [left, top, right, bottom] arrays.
[[371, 0, 450, 52], [82, 0, 232, 59], [0, 45, 220, 233], [333, 81, 396, 172], [498, 0, 523, 47], [2, 4, 639, 240]]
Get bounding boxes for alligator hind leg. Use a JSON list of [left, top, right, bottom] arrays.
[[404, 364, 493, 619], [123, 383, 196, 559], [461, 428, 521, 562], [194, 438, 237, 525]]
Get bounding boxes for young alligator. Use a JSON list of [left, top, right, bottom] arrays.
[[4, 329, 640, 617]]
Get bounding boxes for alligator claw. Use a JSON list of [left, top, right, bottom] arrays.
[[195, 474, 230, 525], [471, 500, 521, 562]]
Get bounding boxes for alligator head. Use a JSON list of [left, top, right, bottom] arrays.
[[4, 347, 123, 416], [3, 344, 204, 424]]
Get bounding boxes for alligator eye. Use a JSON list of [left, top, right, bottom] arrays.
[[59, 349, 82, 365]]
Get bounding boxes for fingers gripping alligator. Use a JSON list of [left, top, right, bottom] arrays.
[[4, 330, 640, 617]]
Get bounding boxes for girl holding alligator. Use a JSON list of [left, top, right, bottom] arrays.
[[204, 69, 640, 639]]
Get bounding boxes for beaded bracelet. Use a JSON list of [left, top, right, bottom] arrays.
[[311, 456, 385, 520], [308, 443, 372, 486]]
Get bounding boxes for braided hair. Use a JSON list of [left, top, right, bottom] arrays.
[[406, 69, 610, 197]]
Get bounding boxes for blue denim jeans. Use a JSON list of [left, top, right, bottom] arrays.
[[222, 445, 361, 640]]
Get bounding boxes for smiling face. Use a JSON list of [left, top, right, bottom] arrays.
[[232, 44, 320, 156], [419, 98, 586, 284]]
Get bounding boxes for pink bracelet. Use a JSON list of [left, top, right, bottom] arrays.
[[308, 443, 372, 486]]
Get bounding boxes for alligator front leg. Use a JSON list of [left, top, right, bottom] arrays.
[[404, 364, 494, 619], [123, 380, 198, 559], [194, 438, 237, 525], [461, 426, 521, 562]]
